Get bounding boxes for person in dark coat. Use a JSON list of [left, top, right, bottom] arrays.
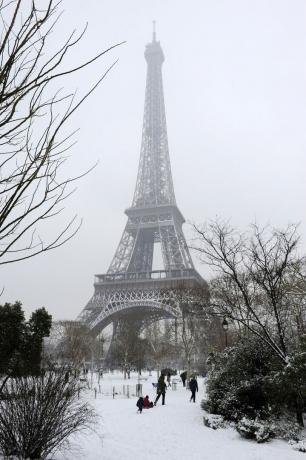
[[189, 376, 198, 402], [136, 396, 144, 413], [154, 374, 167, 406], [180, 371, 187, 387]]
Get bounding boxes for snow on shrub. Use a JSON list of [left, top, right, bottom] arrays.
[[203, 413, 226, 430], [270, 416, 302, 442], [0, 368, 96, 459], [288, 440, 306, 453], [203, 339, 277, 422], [236, 417, 271, 443]]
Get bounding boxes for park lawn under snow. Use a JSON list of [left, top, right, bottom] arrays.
[[56, 371, 303, 460]]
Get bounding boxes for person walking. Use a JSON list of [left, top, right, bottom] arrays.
[[154, 374, 167, 406], [189, 376, 198, 403], [166, 372, 171, 388], [180, 371, 187, 387]]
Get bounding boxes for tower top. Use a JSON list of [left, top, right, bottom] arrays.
[[145, 22, 164, 63], [132, 26, 174, 208]]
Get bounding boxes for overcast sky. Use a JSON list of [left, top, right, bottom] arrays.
[[2, 0, 306, 320]]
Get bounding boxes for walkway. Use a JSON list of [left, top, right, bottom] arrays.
[[56, 372, 302, 460]]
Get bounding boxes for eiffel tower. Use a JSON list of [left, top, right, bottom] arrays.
[[78, 26, 204, 347]]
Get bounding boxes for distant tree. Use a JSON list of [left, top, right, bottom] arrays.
[[284, 259, 306, 339], [0, 302, 25, 375], [48, 320, 96, 369], [110, 321, 149, 378], [47, 320, 109, 376], [144, 321, 175, 371], [166, 284, 209, 374], [23, 307, 52, 375], [0, 302, 52, 383], [0, 0, 121, 265]]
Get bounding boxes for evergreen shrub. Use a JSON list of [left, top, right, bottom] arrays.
[[202, 335, 306, 442]]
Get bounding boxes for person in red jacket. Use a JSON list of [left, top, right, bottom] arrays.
[[143, 395, 153, 408]]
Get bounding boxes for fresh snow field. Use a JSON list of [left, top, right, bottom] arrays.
[[56, 371, 303, 460]]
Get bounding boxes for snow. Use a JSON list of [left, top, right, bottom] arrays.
[[56, 371, 303, 460]]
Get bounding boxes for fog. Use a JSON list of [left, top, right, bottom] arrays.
[[2, 0, 306, 320]]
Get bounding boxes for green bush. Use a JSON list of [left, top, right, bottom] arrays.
[[204, 336, 279, 422], [203, 334, 306, 440]]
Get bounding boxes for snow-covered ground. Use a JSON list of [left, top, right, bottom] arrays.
[[57, 371, 303, 460]]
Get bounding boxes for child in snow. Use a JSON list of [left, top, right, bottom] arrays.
[[143, 395, 154, 408], [136, 396, 144, 413]]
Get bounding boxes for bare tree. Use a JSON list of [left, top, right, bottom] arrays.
[[285, 259, 306, 338], [110, 321, 148, 378], [0, 0, 122, 264], [47, 320, 100, 370], [0, 368, 96, 459], [166, 284, 209, 374], [145, 321, 175, 372], [192, 220, 303, 364]]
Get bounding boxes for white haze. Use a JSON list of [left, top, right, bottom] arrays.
[[1, 0, 306, 319]]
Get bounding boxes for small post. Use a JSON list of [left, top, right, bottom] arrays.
[[136, 383, 142, 397], [90, 349, 94, 389], [113, 386, 115, 399], [127, 385, 130, 399], [94, 388, 97, 399]]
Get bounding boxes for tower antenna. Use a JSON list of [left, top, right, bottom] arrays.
[[153, 20, 156, 42]]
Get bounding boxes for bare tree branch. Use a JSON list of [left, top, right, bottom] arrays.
[[0, 0, 124, 264], [192, 220, 304, 364]]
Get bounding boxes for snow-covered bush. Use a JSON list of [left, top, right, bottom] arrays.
[[236, 417, 271, 443], [289, 440, 306, 453], [205, 335, 306, 420], [203, 413, 226, 430], [0, 368, 96, 459], [203, 335, 306, 442], [270, 416, 302, 441], [204, 337, 277, 422], [268, 351, 306, 426]]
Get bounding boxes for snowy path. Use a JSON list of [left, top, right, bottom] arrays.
[[57, 372, 302, 460]]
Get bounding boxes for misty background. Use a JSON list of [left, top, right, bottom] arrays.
[[1, 0, 306, 320]]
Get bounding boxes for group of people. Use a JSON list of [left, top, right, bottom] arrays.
[[179, 371, 198, 401], [136, 395, 154, 413], [136, 373, 198, 413]]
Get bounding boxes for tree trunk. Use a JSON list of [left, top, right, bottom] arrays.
[[295, 395, 304, 427]]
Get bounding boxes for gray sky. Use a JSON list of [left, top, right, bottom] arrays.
[[2, 0, 306, 320]]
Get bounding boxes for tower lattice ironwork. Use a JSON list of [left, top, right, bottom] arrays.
[[78, 28, 204, 342]]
